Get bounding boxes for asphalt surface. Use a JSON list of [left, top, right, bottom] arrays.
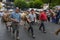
[[0, 18, 60, 40]]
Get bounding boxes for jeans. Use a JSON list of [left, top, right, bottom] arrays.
[[28, 21, 35, 36], [52, 17, 56, 23], [39, 21, 45, 31], [56, 17, 59, 24], [47, 17, 50, 22], [11, 22, 19, 37]]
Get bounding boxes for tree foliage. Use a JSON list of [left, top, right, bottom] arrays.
[[34, 0, 43, 8], [28, 1, 34, 8], [42, 0, 60, 7], [14, 0, 28, 9], [14, 0, 43, 9], [14, 0, 60, 9]]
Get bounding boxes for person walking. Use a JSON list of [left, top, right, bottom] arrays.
[[26, 9, 36, 38], [56, 9, 60, 24], [50, 10, 56, 23], [47, 10, 51, 22], [39, 10, 47, 33], [10, 8, 21, 40]]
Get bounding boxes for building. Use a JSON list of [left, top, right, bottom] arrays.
[[0, 0, 14, 2]]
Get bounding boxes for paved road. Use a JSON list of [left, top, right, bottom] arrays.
[[0, 18, 60, 40]]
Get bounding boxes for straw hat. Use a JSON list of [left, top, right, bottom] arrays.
[[9, 9, 13, 12]]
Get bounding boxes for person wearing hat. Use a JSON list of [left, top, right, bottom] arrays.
[[26, 9, 36, 38], [56, 9, 60, 24]]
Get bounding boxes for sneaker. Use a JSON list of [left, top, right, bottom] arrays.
[[6, 26, 8, 30], [16, 37, 20, 40], [39, 28, 42, 31], [39, 28, 41, 30], [43, 31, 46, 33], [27, 30, 29, 32], [32, 35, 35, 39], [12, 30, 15, 34]]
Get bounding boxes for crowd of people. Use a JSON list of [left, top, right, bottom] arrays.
[[0, 7, 60, 40]]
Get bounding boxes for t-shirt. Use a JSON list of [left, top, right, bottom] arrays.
[[39, 12, 47, 21], [10, 12, 21, 22], [27, 13, 36, 22]]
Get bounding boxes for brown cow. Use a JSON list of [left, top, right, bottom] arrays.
[[2, 10, 11, 30], [21, 11, 29, 30]]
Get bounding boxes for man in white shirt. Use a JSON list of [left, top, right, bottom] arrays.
[[27, 9, 36, 38]]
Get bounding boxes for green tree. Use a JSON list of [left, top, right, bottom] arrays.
[[14, 0, 28, 9], [42, 0, 60, 8], [34, 0, 43, 8], [28, 0, 43, 8], [42, 0, 50, 3], [28, 1, 34, 8]]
